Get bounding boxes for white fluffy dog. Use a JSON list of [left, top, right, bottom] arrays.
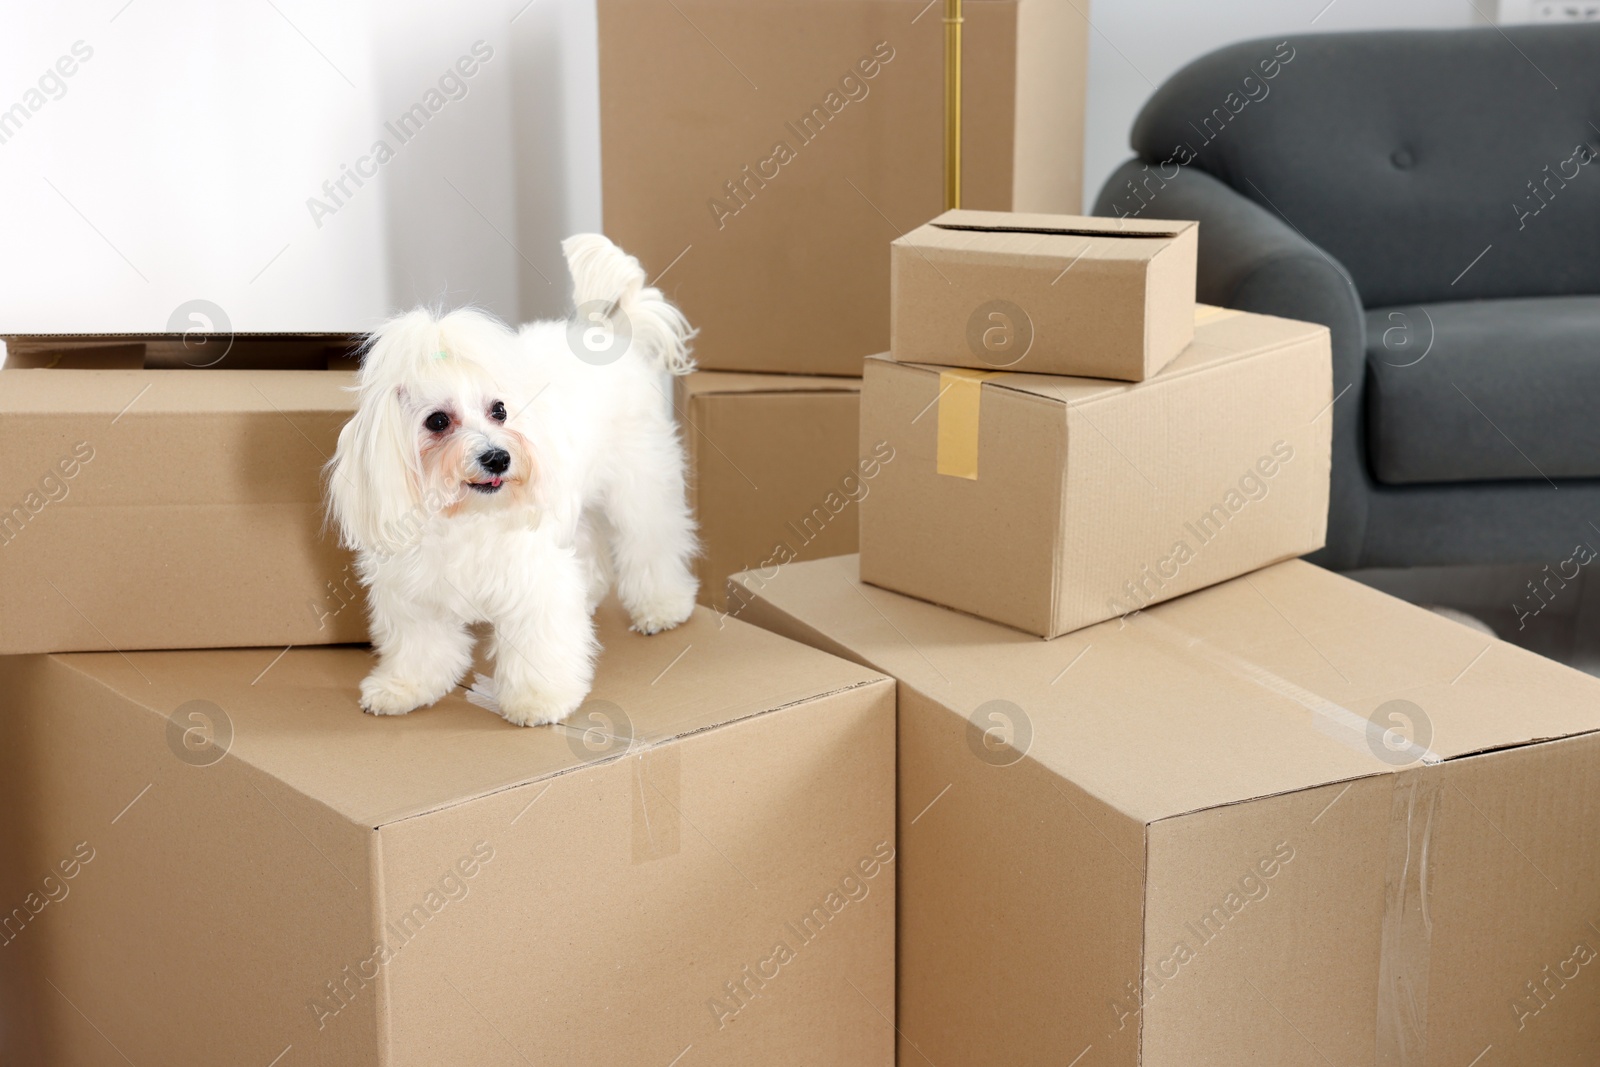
[[327, 235, 699, 726]]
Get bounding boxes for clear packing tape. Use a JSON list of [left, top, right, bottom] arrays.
[[1377, 769, 1439, 1067], [1127, 610, 1442, 1067]]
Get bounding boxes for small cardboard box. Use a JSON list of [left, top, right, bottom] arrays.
[[0, 334, 364, 654], [677, 371, 877, 613], [891, 210, 1199, 379], [0, 603, 896, 1066], [860, 307, 1332, 638], [730, 554, 1600, 1067], [599, 0, 1088, 375]]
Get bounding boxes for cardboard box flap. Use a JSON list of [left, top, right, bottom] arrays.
[[731, 556, 1600, 824], [897, 209, 1194, 264], [0, 368, 353, 416], [46, 602, 886, 828], [677, 370, 861, 399]]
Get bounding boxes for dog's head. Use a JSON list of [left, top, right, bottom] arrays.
[[327, 308, 539, 557]]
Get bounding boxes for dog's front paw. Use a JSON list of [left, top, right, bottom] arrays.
[[359, 673, 440, 716], [496, 687, 586, 728], [628, 589, 695, 636]]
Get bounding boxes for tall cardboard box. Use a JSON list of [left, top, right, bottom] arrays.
[[860, 307, 1333, 637], [0, 603, 897, 1065], [678, 371, 878, 612], [599, 0, 1088, 375], [731, 554, 1600, 1067], [0, 334, 365, 653]]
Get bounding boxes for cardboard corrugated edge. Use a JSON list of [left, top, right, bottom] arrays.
[[1140, 226, 1199, 378]]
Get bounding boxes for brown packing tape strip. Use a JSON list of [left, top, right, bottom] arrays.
[[632, 744, 682, 864], [935, 369, 1002, 480], [1375, 767, 1439, 1067]]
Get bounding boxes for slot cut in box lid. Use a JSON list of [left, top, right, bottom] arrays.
[[891, 209, 1198, 380]]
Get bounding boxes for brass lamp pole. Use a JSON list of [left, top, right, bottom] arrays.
[[943, 0, 962, 210]]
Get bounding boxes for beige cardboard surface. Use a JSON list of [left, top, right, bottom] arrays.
[[729, 554, 1600, 1066], [0, 366, 362, 654], [599, 0, 1088, 376], [677, 371, 871, 612], [0, 602, 897, 1065], [860, 307, 1333, 637], [891, 210, 1198, 379]]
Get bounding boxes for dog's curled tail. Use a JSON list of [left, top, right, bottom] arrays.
[[562, 233, 696, 375]]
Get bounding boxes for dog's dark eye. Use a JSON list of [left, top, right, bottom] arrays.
[[424, 411, 450, 433], [489, 401, 507, 423]]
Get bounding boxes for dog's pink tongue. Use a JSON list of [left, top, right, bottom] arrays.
[[491, 478, 502, 488]]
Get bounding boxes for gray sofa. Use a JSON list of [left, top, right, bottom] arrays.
[[1093, 25, 1600, 571]]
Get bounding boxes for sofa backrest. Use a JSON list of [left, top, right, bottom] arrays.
[[1124, 25, 1600, 308]]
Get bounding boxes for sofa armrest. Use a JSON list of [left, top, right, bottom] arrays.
[[1093, 159, 1370, 569]]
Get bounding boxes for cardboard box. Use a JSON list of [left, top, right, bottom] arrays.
[[599, 0, 1088, 376], [890, 210, 1198, 379], [730, 553, 1600, 1067], [860, 306, 1332, 637], [0, 602, 897, 1065], [0, 334, 364, 654], [678, 371, 876, 613]]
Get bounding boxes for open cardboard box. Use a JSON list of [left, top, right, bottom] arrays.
[[891, 210, 1198, 379], [730, 554, 1600, 1067], [0, 333, 364, 654], [861, 306, 1332, 637], [599, 0, 1088, 375], [677, 370, 869, 613], [0, 602, 897, 1065]]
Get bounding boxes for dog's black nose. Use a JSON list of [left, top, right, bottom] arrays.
[[478, 448, 511, 475]]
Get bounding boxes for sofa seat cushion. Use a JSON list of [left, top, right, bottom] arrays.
[[1365, 295, 1600, 484]]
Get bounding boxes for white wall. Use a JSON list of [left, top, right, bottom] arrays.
[[1080, 0, 1489, 210], [3, 0, 1536, 330], [0, 0, 600, 333]]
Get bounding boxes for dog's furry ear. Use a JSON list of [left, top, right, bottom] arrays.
[[326, 311, 439, 556], [327, 384, 424, 557]]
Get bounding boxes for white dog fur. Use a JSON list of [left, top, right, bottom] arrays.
[[327, 235, 699, 726]]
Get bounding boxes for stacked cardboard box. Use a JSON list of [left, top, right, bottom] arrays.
[[730, 554, 1600, 1065], [600, 0, 1090, 604], [723, 209, 1600, 1064], [0, 334, 899, 1065]]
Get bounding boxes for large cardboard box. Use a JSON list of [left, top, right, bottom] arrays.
[[0, 602, 897, 1066], [730, 554, 1600, 1067], [0, 334, 364, 654], [599, 0, 1088, 376], [860, 307, 1333, 637], [678, 371, 878, 612], [891, 211, 1198, 379]]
